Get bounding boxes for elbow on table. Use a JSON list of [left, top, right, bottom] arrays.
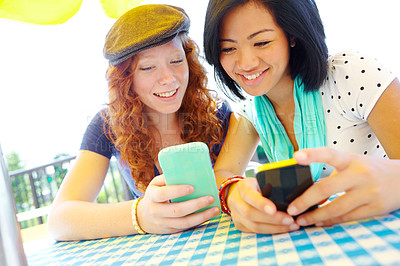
[[47, 203, 79, 241]]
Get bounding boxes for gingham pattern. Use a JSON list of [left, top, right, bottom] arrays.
[[27, 210, 400, 265]]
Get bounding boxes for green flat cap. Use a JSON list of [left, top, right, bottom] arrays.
[[104, 4, 190, 66]]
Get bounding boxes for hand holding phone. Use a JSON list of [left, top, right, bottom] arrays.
[[158, 142, 221, 213], [256, 158, 317, 214]]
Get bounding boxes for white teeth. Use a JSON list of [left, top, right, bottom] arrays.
[[155, 89, 177, 98], [243, 72, 262, 80]]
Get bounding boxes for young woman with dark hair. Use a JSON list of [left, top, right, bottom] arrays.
[[203, 0, 400, 234], [47, 4, 231, 240]]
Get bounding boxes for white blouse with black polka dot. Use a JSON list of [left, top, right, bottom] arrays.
[[237, 51, 395, 179]]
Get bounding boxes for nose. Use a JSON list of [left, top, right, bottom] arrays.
[[158, 65, 176, 85], [237, 47, 258, 71]]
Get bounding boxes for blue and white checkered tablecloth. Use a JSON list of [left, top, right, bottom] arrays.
[[26, 210, 400, 265]]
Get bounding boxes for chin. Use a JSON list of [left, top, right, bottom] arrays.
[[242, 88, 267, 97], [163, 105, 181, 114]]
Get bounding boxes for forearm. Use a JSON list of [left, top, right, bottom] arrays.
[[48, 200, 136, 241], [215, 169, 244, 188], [214, 113, 260, 188]]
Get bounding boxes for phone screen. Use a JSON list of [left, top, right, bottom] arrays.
[[256, 162, 316, 213], [158, 142, 221, 213]]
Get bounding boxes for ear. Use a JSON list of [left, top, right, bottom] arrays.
[[290, 37, 296, 48]]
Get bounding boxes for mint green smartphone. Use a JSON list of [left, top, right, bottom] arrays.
[[158, 142, 221, 213]]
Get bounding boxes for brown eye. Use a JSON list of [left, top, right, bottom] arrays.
[[254, 41, 270, 47], [220, 47, 235, 54]]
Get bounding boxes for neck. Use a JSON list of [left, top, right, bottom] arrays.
[[147, 111, 185, 152], [146, 111, 180, 135], [266, 75, 295, 115]]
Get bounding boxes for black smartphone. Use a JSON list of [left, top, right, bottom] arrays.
[[256, 158, 317, 214]]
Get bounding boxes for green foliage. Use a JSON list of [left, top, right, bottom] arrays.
[[6, 151, 24, 171], [96, 160, 125, 203], [53, 153, 70, 187], [53, 153, 70, 160], [9, 152, 129, 229]]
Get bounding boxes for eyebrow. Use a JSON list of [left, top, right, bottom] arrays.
[[219, 29, 274, 43]]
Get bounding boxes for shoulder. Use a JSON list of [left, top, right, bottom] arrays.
[[322, 51, 396, 120], [87, 109, 108, 127], [327, 51, 394, 87], [233, 97, 256, 125], [216, 98, 232, 112], [215, 98, 232, 120], [80, 109, 115, 158]]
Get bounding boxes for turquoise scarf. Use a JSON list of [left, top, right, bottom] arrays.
[[254, 76, 326, 180]]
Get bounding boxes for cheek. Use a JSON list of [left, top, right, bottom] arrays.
[[274, 44, 291, 63], [219, 55, 233, 75], [132, 77, 149, 97], [179, 65, 190, 84]]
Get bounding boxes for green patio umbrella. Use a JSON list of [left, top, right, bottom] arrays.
[[0, 0, 144, 25]]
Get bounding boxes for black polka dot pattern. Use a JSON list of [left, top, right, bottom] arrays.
[[236, 51, 393, 180], [319, 51, 393, 178]]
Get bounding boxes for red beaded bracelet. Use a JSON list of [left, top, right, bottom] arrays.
[[218, 176, 245, 216]]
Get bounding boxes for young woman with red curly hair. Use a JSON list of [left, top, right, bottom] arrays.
[[48, 4, 231, 241]]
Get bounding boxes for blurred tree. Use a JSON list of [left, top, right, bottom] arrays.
[[6, 151, 26, 217], [6, 151, 24, 171], [53, 153, 70, 160], [52, 152, 71, 187]]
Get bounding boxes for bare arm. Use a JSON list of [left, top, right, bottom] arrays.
[[367, 78, 400, 158], [47, 150, 135, 240], [288, 78, 400, 226], [48, 150, 219, 240], [214, 113, 299, 233], [214, 113, 260, 186]]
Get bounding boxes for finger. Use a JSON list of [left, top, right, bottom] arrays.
[[148, 174, 166, 187], [233, 217, 300, 234], [232, 199, 295, 226], [165, 206, 220, 232], [318, 197, 330, 206], [229, 184, 295, 226], [288, 172, 358, 216], [237, 178, 277, 215], [315, 204, 381, 227], [294, 189, 369, 226], [294, 147, 351, 171], [149, 184, 194, 203], [229, 178, 296, 226], [164, 195, 216, 218]]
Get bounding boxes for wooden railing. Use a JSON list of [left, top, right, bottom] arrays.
[[9, 156, 132, 229]]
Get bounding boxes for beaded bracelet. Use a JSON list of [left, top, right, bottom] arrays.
[[131, 197, 146, 234], [218, 176, 245, 216]]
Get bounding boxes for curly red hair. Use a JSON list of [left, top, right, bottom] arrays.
[[103, 34, 223, 191]]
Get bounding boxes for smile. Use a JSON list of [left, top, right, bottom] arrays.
[[242, 71, 264, 80], [154, 89, 178, 98]]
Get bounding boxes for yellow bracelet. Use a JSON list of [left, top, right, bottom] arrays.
[[131, 197, 146, 234]]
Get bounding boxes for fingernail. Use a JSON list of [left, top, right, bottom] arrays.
[[282, 217, 294, 225], [264, 205, 275, 215], [187, 186, 194, 193], [297, 218, 306, 226], [289, 224, 300, 231], [212, 207, 220, 215], [294, 150, 307, 160], [287, 205, 298, 216]]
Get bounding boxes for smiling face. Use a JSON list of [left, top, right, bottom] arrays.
[[219, 1, 293, 98], [132, 36, 189, 115]]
